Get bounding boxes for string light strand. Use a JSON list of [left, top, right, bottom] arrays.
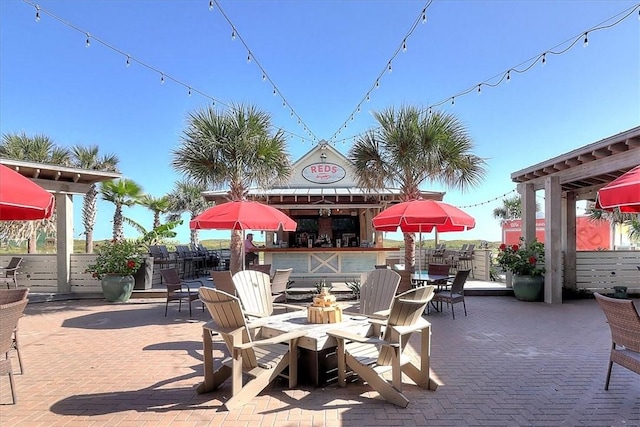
[[426, 3, 640, 112], [23, 0, 228, 110], [328, 0, 434, 143], [211, 0, 319, 143]]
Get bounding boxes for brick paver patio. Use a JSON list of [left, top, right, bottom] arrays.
[[0, 295, 638, 426]]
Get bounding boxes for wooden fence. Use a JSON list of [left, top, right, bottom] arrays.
[[1, 250, 638, 295]]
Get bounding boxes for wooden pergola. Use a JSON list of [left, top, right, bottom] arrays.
[[0, 158, 120, 292], [511, 126, 640, 304]]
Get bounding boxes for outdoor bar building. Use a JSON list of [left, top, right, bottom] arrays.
[[203, 142, 443, 285]]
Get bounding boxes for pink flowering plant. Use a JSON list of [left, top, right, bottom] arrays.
[[86, 239, 143, 280], [495, 238, 545, 276]]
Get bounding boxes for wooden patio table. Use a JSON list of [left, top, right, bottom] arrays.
[[200, 309, 373, 388]]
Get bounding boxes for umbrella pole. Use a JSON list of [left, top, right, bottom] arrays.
[[242, 230, 246, 271], [418, 226, 422, 279]]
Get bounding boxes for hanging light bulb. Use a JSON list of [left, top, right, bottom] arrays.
[[262, 72, 266, 81], [402, 39, 407, 52], [282, 100, 286, 107], [428, 107, 432, 115], [188, 87, 192, 96], [212, 99, 216, 107], [209, 0, 214, 10], [247, 53, 251, 63], [541, 53, 546, 65], [366, 94, 371, 102], [231, 29, 236, 40], [375, 80, 379, 88], [85, 33, 90, 48], [422, 9, 427, 23], [506, 70, 511, 82], [451, 97, 455, 105], [35, 6, 40, 22], [388, 62, 392, 73], [357, 106, 361, 113], [273, 87, 277, 96], [583, 32, 589, 47], [126, 55, 131, 67], [477, 84, 481, 94], [160, 73, 165, 84]]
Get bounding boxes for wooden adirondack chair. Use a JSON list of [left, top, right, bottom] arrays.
[[232, 270, 303, 319], [328, 285, 437, 407], [196, 287, 305, 410], [350, 269, 400, 319], [270, 268, 293, 303]]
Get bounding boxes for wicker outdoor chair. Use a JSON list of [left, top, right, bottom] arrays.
[[0, 299, 29, 404], [594, 292, 640, 389], [0, 289, 29, 374]]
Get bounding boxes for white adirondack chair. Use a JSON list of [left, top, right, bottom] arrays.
[[232, 270, 303, 319]]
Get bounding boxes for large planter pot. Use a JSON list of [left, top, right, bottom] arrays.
[[101, 274, 135, 302], [512, 274, 544, 302]]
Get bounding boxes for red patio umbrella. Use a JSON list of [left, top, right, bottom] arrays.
[[190, 200, 297, 231], [596, 165, 640, 213], [372, 199, 475, 273], [0, 164, 55, 221], [373, 199, 475, 233], [190, 200, 297, 270]]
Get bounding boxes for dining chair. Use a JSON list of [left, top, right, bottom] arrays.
[[594, 292, 640, 390], [211, 270, 235, 295], [0, 257, 23, 289], [0, 299, 29, 404], [159, 268, 204, 317], [429, 269, 470, 319]]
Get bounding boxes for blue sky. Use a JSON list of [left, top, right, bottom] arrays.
[[1, 0, 639, 245]]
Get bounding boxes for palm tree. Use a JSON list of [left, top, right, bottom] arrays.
[[166, 180, 212, 247], [71, 145, 119, 253], [100, 178, 144, 241], [492, 195, 522, 224], [172, 103, 291, 273], [586, 201, 640, 245], [0, 132, 70, 253], [139, 195, 171, 229], [348, 106, 486, 272]]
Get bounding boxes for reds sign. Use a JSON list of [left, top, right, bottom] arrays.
[[302, 163, 346, 184]]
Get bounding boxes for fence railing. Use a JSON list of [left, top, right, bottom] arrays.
[[2, 249, 638, 295]]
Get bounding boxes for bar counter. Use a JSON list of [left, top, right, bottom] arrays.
[[260, 247, 400, 285], [260, 247, 398, 252]]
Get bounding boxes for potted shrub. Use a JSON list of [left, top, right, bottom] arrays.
[[86, 239, 143, 302], [496, 238, 545, 301]]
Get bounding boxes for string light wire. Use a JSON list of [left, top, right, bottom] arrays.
[[328, 0, 434, 143], [331, 2, 639, 146], [211, 0, 319, 143], [23, 0, 228, 109], [426, 3, 640, 111]]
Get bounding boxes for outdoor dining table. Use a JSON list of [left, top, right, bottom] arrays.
[[412, 272, 453, 313], [200, 309, 373, 387], [411, 272, 452, 288]]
